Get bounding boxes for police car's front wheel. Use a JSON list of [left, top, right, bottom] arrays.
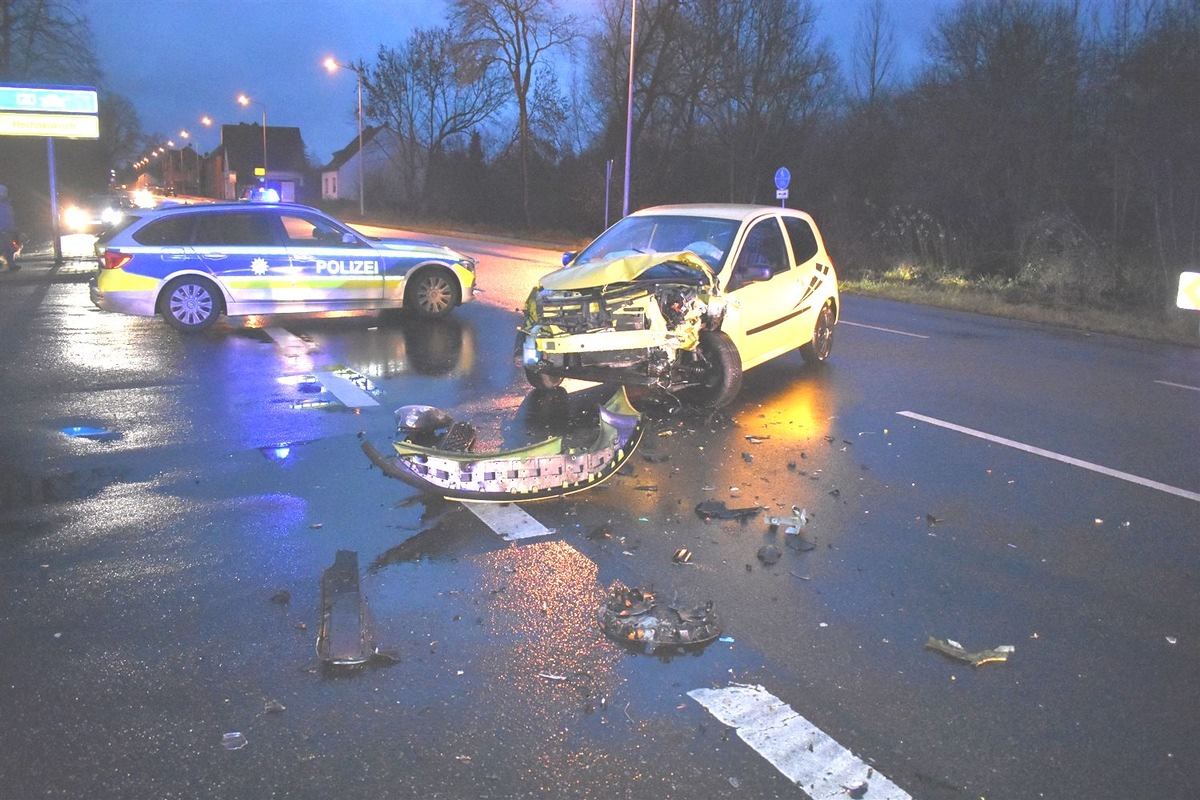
[[407, 269, 458, 318], [161, 276, 221, 333]]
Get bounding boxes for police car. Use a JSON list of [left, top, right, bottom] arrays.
[[90, 202, 477, 332]]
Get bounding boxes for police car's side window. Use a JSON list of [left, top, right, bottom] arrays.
[[281, 214, 350, 247], [132, 216, 194, 246], [193, 213, 276, 246]]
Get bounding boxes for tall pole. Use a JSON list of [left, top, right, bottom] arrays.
[[356, 70, 364, 216], [622, 0, 637, 217], [260, 109, 267, 176]]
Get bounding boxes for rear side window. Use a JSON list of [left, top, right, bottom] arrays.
[[783, 217, 820, 263], [192, 212, 277, 246], [131, 215, 194, 246]]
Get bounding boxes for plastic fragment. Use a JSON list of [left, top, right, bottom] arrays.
[[695, 500, 761, 522], [756, 545, 782, 565], [925, 636, 1015, 666], [221, 732, 247, 751]]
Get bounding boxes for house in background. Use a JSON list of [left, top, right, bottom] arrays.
[[204, 123, 308, 201], [321, 125, 423, 210]]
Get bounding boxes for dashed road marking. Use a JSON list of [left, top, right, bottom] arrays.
[[1155, 379, 1200, 392], [263, 326, 310, 350], [464, 502, 555, 540], [841, 321, 929, 339], [689, 683, 911, 799], [899, 410, 1200, 503], [313, 369, 380, 408]]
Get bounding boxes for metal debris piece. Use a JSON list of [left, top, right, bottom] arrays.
[[673, 547, 694, 564], [766, 507, 808, 535], [316, 550, 377, 667], [925, 636, 1014, 666], [695, 499, 761, 522], [598, 586, 721, 652]]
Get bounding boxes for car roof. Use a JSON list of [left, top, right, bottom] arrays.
[[630, 203, 814, 223], [141, 201, 322, 216]]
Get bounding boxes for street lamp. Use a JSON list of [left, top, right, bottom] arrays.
[[324, 56, 365, 216], [236, 93, 268, 178], [622, 0, 637, 217]]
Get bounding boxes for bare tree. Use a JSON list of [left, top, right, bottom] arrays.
[[0, 0, 99, 81], [451, 0, 577, 226], [852, 0, 898, 104], [365, 27, 505, 208]]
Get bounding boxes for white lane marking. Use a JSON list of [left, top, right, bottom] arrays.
[[464, 502, 555, 541], [898, 411, 1200, 503], [263, 326, 310, 350], [841, 321, 930, 339], [1155, 380, 1200, 392], [312, 370, 380, 408], [689, 684, 911, 799]]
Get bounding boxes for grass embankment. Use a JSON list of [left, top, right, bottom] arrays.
[[841, 273, 1199, 347]]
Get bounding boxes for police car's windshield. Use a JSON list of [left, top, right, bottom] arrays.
[[573, 215, 738, 272]]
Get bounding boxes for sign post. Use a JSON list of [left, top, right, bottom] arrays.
[[774, 166, 790, 208], [0, 83, 100, 264]]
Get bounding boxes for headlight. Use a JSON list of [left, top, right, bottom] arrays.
[[100, 207, 124, 226], [63, 206, 89, 232]]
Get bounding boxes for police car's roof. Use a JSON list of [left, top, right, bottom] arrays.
[[147, 201, 321, 215]]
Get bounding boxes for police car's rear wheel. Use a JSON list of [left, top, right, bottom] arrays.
[[161, 276, 221, 333], [408, 269, 457, 318]]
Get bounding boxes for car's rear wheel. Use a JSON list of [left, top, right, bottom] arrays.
[[407, 269, 458, 318], [800, 302, 835, 364], [679, 329, 742, 409], [161, 276, 221, 333]]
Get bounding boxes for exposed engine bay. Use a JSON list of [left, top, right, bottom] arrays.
[[520, 251, 728, 388]]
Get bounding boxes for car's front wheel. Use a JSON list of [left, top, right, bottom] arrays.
[[679, 329, 742, 409], [525, 366, 563, 390], [161, 276, 221, 333], [407, 269, 458, 318], [800, 302, 835, 364]]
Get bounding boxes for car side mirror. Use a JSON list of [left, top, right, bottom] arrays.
[[562, 251, 576, 267], [342, 232, 357, 245], [736, 265, 773, 283]]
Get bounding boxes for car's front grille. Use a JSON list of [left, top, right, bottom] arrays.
[[537, 283, 650, 333]]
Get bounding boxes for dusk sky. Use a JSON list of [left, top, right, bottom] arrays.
[[87, 0, 948, 166]]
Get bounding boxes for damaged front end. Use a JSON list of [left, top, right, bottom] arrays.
[[362, 388, 645, 502], [519, 251, 725, 389]]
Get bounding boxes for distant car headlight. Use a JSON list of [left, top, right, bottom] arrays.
[[63, 206, 89, 232], [100, 207, 124, 226]]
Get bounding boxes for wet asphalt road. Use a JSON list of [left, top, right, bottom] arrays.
[[0, 234, 1198, 799]]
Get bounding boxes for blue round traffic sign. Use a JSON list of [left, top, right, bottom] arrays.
[[774, 167, 791, 191]]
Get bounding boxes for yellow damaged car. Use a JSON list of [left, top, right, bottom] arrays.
[[519, 204, 838, 408]]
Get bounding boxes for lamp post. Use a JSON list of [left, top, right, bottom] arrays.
[[236, 93, 268, 179], [622, 0, 637, 217], [324, 56, 365, 216]]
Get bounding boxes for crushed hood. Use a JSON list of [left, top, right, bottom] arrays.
[[538, 250, 717, 292]]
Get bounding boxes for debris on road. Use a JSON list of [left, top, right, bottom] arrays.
[[672, 547, 694, 564], [598, 585, 721, 652], [766, 507, 808, 535], [695, 499, 761, 522], [316, 550, 377, 667], [221, 732, 247, 751], [363, 388, 645, 502], [925, 636, 1015, 666], [756, 545, 782, 565]]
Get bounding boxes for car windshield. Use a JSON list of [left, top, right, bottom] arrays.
[[573, 214, 739, 272]]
